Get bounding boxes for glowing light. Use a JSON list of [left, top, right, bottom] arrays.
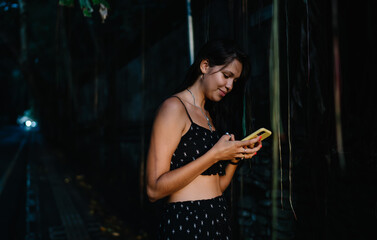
[[25, 120, 32, 127]]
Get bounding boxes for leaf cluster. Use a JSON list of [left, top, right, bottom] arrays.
[[59, 0, 110, 17]]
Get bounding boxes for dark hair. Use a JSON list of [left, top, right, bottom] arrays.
[[179, 39, 250, 90], [179, 39, 251, 137]]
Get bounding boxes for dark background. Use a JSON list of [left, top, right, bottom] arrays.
[[1, 0, 376, 239]]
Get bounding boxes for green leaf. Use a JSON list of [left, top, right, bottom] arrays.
[[82, 8, 93, 17], [79, 0, 94, 17], [59, 0, 74, 7], [92, 0, 110, 9]]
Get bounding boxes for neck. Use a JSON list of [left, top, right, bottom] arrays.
[[187, 82, 206, 108]]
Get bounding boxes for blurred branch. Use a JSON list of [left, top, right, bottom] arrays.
[[18, 0, 27, 65], [331, 0, 346, 172], [270, 0, 280, 239]]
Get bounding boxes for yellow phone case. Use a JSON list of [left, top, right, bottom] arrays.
[[242, 128, 272, 141]]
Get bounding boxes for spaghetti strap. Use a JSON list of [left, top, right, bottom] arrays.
[[171, 96, 193, 123]]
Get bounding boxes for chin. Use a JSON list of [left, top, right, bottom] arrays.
[[207, 91, 225, 102], [211, 95, 223, 102]]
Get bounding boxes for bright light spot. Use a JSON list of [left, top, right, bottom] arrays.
[[17, 110, 38, 129]]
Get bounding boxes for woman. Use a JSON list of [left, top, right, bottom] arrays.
[[146, 39, 262, 239]]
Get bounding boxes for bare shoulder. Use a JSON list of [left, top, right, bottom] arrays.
[[153, 96, 189, 132], [157, 96, 186, 117]]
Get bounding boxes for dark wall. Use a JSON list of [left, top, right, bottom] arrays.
[[1, 0, 376, 239]]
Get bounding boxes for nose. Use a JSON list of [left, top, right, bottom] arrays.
[[225, 79, 233, 92]]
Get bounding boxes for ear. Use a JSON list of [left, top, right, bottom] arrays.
[[199, 59, 209, 74]]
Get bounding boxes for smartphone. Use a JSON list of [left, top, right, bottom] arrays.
[[242, 128, 272, 141]]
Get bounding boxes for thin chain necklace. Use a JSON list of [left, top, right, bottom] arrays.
[[186, 88, 213, 132]]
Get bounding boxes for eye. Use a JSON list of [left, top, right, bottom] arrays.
[[223, 73, 229, 79]]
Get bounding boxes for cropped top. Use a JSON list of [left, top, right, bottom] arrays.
[[170, 96, 227, 176]]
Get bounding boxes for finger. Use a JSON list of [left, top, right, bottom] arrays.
[[249, 136, 262, 145], [237, 140, 250, 147], [240, 147, 257, 155], [230, 134, 235, 141], [257, 142, 263, 150], [245, 152, 257, 159], [252, 141, 263, 151], [222, 133, 232, 141], [238, 137, 260, 147], [248, 137, 263, 148], [245, 150, 259, 158]]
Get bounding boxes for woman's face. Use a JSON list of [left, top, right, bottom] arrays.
[[201, 59, 243, 102]]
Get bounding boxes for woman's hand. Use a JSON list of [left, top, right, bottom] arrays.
[[210, 133, 262, 162], [241, 135, 263, 160]]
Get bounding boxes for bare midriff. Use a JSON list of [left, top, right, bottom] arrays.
[[168, 174, 222, 203]]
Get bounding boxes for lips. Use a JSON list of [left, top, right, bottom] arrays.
[[219, 89, 227, 97]]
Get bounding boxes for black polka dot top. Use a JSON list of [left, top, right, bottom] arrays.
[[170, 96, 228, 176]]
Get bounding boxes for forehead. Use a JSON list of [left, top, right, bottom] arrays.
[[211, 59, 243, 77]]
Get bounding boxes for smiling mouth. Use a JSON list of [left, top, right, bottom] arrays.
[[219, 89, 227, 97]]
